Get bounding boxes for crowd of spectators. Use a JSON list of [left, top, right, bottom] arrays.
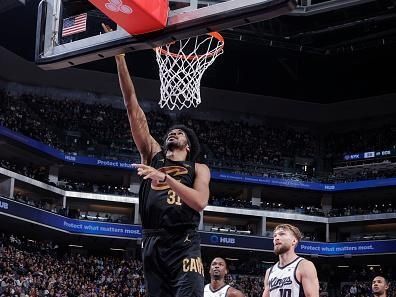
[[1, 232, 395, 297], [337, 269, 396, 297], [325, 124, 396, 162], [318, 263, 396, 297], [0, 91, 317, 176], [6, 186, 396, 242], [208, 195, 395, 217], [0, 159, 49, 184], [5, 191, 132, 224], [340, 282, 373, 297], [209, 195, 324, 215], [0, 94, 63, 150], [0, 233, 145, 297], [58, 178, 133, 196], [3, 90, 396, 182], [340, 280, 396, 297], [328, 165, 396, 183], [0, 232, 270, 297], [329, 202, 395, 217], [12, 191, 60, 214], [1, 155, 395, 222], [0, 158, 133, 197], [230, 275, 263, 297], [2, 88, 396, 296]]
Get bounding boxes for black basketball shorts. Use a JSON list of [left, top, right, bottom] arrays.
[[141, 229, 204, 297]]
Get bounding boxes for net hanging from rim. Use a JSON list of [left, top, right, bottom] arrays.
[[155, 32, 224, 110]]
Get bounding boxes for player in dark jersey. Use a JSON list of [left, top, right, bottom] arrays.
[[102, 24, 210, 297], [372, 275, 389, 297], [262, 224, 319, 297]]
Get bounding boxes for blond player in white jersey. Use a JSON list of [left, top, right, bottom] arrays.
[[204, 257, 245, 297], [262, 224, 319, 297]]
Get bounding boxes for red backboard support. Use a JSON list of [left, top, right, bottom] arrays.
[[88, 0, 169, 35]]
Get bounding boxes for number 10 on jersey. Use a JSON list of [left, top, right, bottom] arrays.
[[279, 289, 291, 297]]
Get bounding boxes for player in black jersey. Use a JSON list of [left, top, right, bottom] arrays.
[[103, 23, 210, 297]]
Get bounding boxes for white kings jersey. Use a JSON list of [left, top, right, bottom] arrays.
[[268, 257, 305, 297], [204, 284, 230, 297]]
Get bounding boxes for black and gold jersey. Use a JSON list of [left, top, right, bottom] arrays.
[[139, 152, 200, 230]]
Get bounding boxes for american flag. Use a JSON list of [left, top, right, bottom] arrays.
[[62, 13, 87, 37]]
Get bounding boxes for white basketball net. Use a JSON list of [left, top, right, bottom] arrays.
[[155, 33, 224, 110]]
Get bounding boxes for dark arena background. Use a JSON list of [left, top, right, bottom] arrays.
[[1, 0, 396, 296]]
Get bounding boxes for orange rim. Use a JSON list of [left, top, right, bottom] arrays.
[[156, 32, 224, 61]]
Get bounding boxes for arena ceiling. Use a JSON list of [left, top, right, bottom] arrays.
[[0, 0, 396, 103]]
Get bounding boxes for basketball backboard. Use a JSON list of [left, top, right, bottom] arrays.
[[35, 0, 297, 70]]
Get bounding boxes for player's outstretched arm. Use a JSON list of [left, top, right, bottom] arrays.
[[102, 24, 161, 164], [165, 162, 210, 211], [262, 268, 270, 297], [300, 260, 320, 297]]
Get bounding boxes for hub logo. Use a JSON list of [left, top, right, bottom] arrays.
[[0, 201, 8, 210], [64, 155, 76, 161], [220, 237, 236, 244], [210, 235, 219, 244], [210, 235, 236, 245]]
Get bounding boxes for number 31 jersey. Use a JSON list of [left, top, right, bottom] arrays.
[[268, 257, 305, 297], [139, 151, 200, 229]]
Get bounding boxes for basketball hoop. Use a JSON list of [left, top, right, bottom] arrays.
[[155, 32, 224, 110]]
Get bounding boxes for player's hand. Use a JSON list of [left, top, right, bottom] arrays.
[[134, 164, 167, 184], [101, 23, 112, 33]]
